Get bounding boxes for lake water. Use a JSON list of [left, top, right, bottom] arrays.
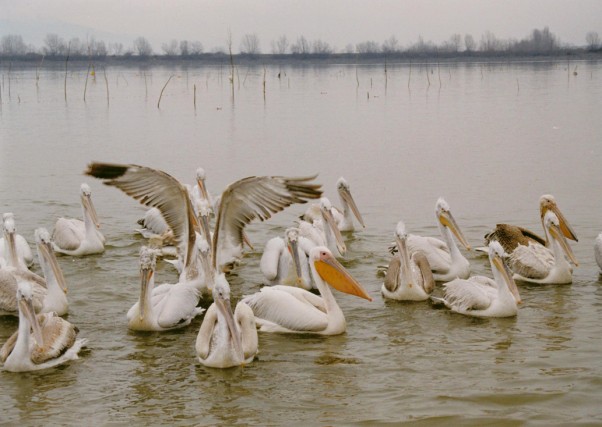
[[1, 59, 602, 425]]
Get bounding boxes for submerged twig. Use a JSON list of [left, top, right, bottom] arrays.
[[157, 75, 174, 109]]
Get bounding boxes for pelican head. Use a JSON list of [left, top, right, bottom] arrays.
[[80, 183, 100, 229], [138, 246, 157, 320], [310, 246, 372, 301], [543, 210, 579, 267], [488, 241, 521, 304], [539, 194, 577, 242], [435, 197, 471, 250], [17, 281, 44, 347], [195, 167, 210, 202], [212, 273, 244, 363], [285, 227, 304, 286], [336, 177, 365, 228], [319, 198, 347, 255], [394, 220, 416, 288], [2, 213, 19, 267], [34, 228, 68, 293]]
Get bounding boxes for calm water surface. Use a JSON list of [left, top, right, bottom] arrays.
[[1, 60, 602, 425]]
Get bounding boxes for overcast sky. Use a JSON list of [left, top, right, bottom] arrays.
[[1, 0, 601, 52]]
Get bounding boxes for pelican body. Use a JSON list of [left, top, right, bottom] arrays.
[[260, 227, 314, 290], [299, 197, 347, 258], [509, 211, 578, 284], [381, 221, 435, 301], [484, 194, 578, 254], [595, 233, 602, 273], [0, 213, 34, 269], [196, 273, 258, 368], [406, 198, 471, 282], [52, 183, 105, 256], [127, 246, 205, 332], [433, 242, 521, 318], [1, 282, 86, 372], [0, 228, 68, 317], [242, 246, 372, 335]]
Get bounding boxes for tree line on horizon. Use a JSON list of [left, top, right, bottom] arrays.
[[0, 27, 600, 60]]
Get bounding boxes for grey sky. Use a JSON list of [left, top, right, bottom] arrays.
[[1, 0, 601, 52]]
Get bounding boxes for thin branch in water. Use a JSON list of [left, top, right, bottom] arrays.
[[408, 60, 412, 89], [84, 61, 91, 102], [7, 62, 11, 100], [516, 78, 520, 95], [64, 42, 71, 102], [263, 65, 267, 101], [36, 55, 44, 88], [103, 67, 109, 106], [157, 74, 174, 109], [193, 83, 197, 110], [355, 66, 359, 89]]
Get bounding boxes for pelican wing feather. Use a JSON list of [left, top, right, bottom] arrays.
[[212, 175, 322, 269], [407, 235, 451, 274], [85, 162, 198, 268], [31, 313, 78, 364], [508, 242, 554, 279], [52, 218, 85, 251], [242, 287, 328, 332], [443, 278, 494, 312]]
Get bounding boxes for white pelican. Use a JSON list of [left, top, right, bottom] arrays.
[[595, 233, 602, 273], [509, 211, 578, 284], [381, 221, 435, 301], [191, 167, 214, 216], [406, 198, 471, 282], [127, 246, 206, 331], [260, 227, 314, 290], [195, 273, 257, 368], [52, 183, 105, 256], [0, 228, 68, 317], [0, 213, 34, 269], [242, 246, 372, 335], [0, 282, 86, 372], [299, 198, 347, 258], [85, 162, 322, 273], [432, 241, 522, 318], [484, 194, 578, 254], [303, 177, 365, 232]]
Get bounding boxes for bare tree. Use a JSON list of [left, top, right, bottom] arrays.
[[190, 41, 204, 55], [356, 40, 380, 54], [381, 35, 399, 53], [271, 35, 289, 54], [0, 34, 28, 55], [464, 34, 476, 52], [179, 40, 189, 56], [586, 31, 600, 50], [290, 36, 310, 54], [88, 37, 107, 57], [43, 33, 67, 56], [162, 39, 179, 55], [448, 34, 462, 52], [344, 43, 355, 54], [312, 39, 333, 54], [240, 33, 261, 54], [479, 31, 506, 52], [133, 37, 153, 56], [109, 42, 124, 56]]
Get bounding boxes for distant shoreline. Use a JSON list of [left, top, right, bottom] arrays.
[[1, 51, 601, 70]]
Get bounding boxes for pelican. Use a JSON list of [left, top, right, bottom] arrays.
[[191, 167, 214, 216], [431, 241, 522, 318], [52, 183, 105, 256], [299, 198, 347, 258], [1, 228, 69, 317], [303, 177, 365, 232], [85, 162, 322, 273], [0, 282, 86, 372], [260, 227, 314, 290], [0, 213, 34, 269], [127, 246, 206, 331], [595, 233, 602, 273], [406, 198, 471, 282], [381, 221, 435, 301], [242, 246, 372, 335], [484, 194, 578, 254], [509, 210, 578, 284], [195, 273, 258, 368]]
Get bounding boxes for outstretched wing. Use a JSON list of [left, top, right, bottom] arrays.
[[85, 162, 198, 268], [213, 175, 322, 270]]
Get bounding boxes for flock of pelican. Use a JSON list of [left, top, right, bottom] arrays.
[[0, 162, 591, 372]]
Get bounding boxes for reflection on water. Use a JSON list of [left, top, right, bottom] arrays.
[[1, 60, 602, 424]]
